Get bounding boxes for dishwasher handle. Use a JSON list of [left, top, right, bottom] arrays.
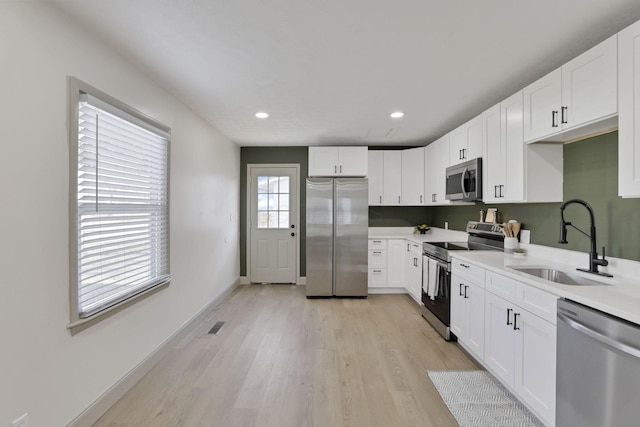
[[558, 312, 640, 359]]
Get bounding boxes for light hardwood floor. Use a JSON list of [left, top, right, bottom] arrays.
[[93, 285, 479, 427]]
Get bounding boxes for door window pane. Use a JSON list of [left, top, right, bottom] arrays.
[[256, 175, 291, 229]]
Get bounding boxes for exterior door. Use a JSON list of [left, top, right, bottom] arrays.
[[249, 166, 298, 283]]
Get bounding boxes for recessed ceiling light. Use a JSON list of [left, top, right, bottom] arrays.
[[390, 112, 404, 118], [255, 112, 269, 119]]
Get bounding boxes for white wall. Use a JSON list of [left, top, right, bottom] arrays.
[[0, 2, 240, 425]]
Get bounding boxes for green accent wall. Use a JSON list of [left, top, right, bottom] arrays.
[[369, 206, 432, 227], [428, 131, 640, 261], [240, 147, 308, 276]]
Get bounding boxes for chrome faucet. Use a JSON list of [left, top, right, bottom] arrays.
[[559, 199, 612, 277]]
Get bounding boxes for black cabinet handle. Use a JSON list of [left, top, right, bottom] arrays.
[[420, 195, 423, 203], [464, 285, 469, 299], [291, 224, 295, 229], [506, 308, 513, 325], [459, 283, 464, 296], [340, 165, 343, 173], [561, 106, 568, 124], [513, 313, 520, 330], [500, 185, 504, 198], [291, 232, 295, 237], [334, 165, 337, 173], [552, 110, 559, 128], [379, 195, 382, 204]]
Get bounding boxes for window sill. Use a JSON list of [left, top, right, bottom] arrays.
[[67, 281, 170, 335]]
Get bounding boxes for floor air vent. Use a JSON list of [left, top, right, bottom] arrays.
[[208, 321, 226, 335]]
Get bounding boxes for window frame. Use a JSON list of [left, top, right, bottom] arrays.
[[67, 77, 171, 335]]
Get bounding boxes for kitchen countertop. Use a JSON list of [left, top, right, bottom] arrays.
[[368, 226, 468, 244], [369, 226, 640, 326], [451, 250, 640, 326]]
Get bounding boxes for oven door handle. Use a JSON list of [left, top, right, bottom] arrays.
[[423, 253, 450, 271]]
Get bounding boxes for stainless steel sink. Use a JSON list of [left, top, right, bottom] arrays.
[[508, 266, 610, 286]]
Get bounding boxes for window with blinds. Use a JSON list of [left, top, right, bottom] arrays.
[[74, 90, 170, 319]]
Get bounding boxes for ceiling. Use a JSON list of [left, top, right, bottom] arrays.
[[47, 0, 640, 147]]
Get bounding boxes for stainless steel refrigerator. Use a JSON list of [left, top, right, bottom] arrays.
[[306, 178, 368, 297]]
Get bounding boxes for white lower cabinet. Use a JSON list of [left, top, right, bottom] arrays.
[[451, 259, 558, 427], [387, 239, 405, 288], [404, 242, 423, 303], [514, 307, 556, 425], [367, 238, 407, 291], [484, 284, 557, 427], [450, 274, 485, 360]]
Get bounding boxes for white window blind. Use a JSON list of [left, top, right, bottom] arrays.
[[76, 93, 170, 319]]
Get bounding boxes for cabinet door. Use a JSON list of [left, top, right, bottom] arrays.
[[338, 146, 368, 176], [387, 239, 405, 288], [484, 292, 515, 387], [450, 124, 467, 164], [619, 21, 640, 197], [436, 135, 451, 204], [401, 147, 425, 205], [562, 35, 617, 131], [514, 310, 556, 426], [308, 147, 339, 176], [501, 91, 525, 202], [424, 142, 438, 205], [382, 151, 402, 205], [424, 135, 450, 205], [523, 69, 561, 142], [368, 151, 383, 205], [466, 116, 483, 160], [450, 274, 467, 341], [482, 103, 504, 203], [466, 282, 485, 360]]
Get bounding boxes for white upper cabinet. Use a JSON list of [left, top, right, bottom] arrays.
[[523, 35, 618, 143], [482, 103, 505, 203], [308, 146, 368, 177], [501, 92, 525, 202], [424, 135, 451, 205], [382, 151, 402, 205], [450, 116, 483, 164], [619, 20, 640, 197], [482, 91, 563, 204], [368, 151, 384, 205], [401, 147, 425, 205]]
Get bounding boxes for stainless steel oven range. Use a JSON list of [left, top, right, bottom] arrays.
[[421, 221, 504, 340]]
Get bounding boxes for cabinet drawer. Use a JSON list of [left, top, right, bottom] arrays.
[[407, 241, 422, 256], [368, 268, 387, 287], [486, 270, 516, 301], [368, 239, 387, 250], [515, 282, 558, 324], [368, 250, 387, 269], [451, 258, 485, 287]]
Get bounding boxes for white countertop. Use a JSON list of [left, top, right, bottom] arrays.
[[451, 250, 640, 326], [368, 226, 640, 325], [369, 226, 468, 244]]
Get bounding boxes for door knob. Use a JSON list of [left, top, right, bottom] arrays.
[[291, 224, 295, 229], [291, 232, 295, 237]]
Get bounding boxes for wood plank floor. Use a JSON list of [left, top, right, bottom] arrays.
[[93, 285, 479, 427]]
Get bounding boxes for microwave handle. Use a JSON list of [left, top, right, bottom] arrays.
[[460, 166, 469, 199]]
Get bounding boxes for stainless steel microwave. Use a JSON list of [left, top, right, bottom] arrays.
[[445, 158, 482, 202]]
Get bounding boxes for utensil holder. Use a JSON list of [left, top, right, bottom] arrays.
[[504, 237, 519, 254]]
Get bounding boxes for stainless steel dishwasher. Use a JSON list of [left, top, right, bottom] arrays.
[[557, 299, 640, 427]]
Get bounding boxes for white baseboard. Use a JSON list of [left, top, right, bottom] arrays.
[[67, 277, 240, 427], [367, 287, 408, 294]]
